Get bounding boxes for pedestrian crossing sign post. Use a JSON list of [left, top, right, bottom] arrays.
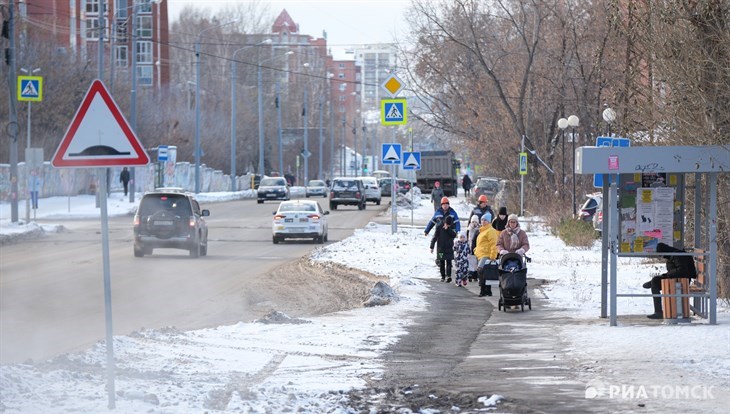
[[402, 151, 421, 170], [18, 76, 43, 102], [381, 143, 402, 165], [519, 152, 528, 175], [381, 98, 407, 125]]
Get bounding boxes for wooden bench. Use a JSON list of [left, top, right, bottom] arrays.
[[661, 278, 690, 319], [689, 249, 708, 318]]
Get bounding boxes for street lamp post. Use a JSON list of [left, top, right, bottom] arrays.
[[231, 39, 271, 191], [195, 19, 238, 194], [602, 106, 616, 136], [567, 114, 580, 216], [258, 50, 293, 179], [558, 117, 568, 202]]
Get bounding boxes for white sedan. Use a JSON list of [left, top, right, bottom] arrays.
[[272, 200, 329, 244]]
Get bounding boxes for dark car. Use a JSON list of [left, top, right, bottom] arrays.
[[472, 177, 500, 203], [329, 177, 366, 210], [133, 188, 210, 258], [380, 178, 411, 196], [257, 177, 290, 203]]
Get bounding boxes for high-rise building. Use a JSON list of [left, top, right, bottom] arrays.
[[355, 43, 397, 111]]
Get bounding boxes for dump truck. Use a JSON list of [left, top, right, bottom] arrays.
[[416, 150, 460, 196]]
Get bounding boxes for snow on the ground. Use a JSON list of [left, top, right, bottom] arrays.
[[1, 191, 728, 412]]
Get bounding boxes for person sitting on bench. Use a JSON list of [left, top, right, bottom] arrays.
[[642, 242, 697, 319]]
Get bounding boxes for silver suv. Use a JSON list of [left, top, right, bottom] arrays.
[[133, 188, 210, 258]]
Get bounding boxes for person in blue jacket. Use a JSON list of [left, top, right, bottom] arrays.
[[424, 196, 461, 235]]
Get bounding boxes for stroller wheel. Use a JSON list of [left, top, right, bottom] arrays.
[[521, 303, 525, 312], [498, 300, 501, 311], [528, 298, 532, 310]]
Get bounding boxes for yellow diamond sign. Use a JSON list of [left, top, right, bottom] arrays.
[[381, 74, 405, 97]]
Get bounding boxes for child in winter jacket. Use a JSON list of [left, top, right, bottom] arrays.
[[430, 215, 457, 282], [454, 233, 470, 287]]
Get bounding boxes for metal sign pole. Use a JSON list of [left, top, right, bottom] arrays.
[[99, 167, 116, 409]]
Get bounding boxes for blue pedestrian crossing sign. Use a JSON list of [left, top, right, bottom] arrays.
[[593, 136, 630, 187], [402, 151, 421, 170], [519, 152, 528, 175], [381, 143, 402, 165], [380, 98, 407, 125], [18, 76, 43, 102]]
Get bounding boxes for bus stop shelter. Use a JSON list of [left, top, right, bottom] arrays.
[[575, 145, 729, 325]]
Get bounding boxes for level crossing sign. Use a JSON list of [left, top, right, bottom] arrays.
[[381, 98, 407, 125], [381, 143, 402, 165], [402, 151, 421, 170], [18, 76, 43, 102], [52, 79, 150, 167], [593, 137, 630, 187]]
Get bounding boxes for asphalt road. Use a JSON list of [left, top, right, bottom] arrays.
[[0, 195, 386, 364]]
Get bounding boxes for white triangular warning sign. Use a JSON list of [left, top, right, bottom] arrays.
[[386, 103, 403, 119], [52, 79, 149, 167], [405, 153, 419, 167], [384, 145, 400, 161], [22, 81, 39, 98]]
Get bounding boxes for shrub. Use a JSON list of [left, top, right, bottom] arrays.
[[556, 217, 598, 248]]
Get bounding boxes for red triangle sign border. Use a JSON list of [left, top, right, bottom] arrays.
[[51, 79, 150, 167]]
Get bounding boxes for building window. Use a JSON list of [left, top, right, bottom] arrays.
[[139, 0, 153, 14], [84, 17, 108, 40], [136, 41, 153, 64], [137, 65, 153, 86], [339, 63, 345, 69], [85, 0, 100, 14], [116, 0, 128, 19], [338, 73, 344, 79], [137, 15, 152, 38], [339, 83, 347, 92], [339, 106, 345, 113], [114, 45, 128, 68]]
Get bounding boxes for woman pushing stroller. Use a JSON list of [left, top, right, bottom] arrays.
[[497, 214, 530, 257]]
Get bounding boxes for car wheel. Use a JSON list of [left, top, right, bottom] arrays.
[[324, 232, 328, 242], [189, 237, 201, 258], [316, 235, 324, 244], [376, 199, 381, 205], [330, 203, 337, 210], [134, 245, 144, 257], [200, 238, 208, 257], [257, 199, 263, 204], [273, 235, 280, 244], [306, 194, 310, 198]]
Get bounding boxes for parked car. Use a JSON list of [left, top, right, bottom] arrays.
[[472, 177, 500, 203], [257, 177, 290, 203], [305, 180, 328, 198], [356, 176, 382, 205], [272, 200, 329, 244], [379, 177, 412, 197], [329, 177, 366, 210], [579, 193, 604, 231], [133, 188, 210, 258], [379, 178, 393, 197]]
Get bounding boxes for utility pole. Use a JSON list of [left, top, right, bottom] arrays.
[[7, 0, 20, 222]]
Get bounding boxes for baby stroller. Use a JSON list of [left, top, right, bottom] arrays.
[[497, 252, 532, 312]]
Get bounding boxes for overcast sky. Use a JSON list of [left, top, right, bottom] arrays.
[[167, 0, 412, 59]]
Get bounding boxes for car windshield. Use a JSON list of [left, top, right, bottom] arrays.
[[279, 203, 316, 212], [261, 178, 286, 186], [333, 180, 358, 190], [139, 194, 191, 216], [308, 181, 325, 187]]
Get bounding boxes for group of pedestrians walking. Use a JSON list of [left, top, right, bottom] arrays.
[[424, 193, 530, 296]]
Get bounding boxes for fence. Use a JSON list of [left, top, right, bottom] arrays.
[[0, 161, 254, 201]]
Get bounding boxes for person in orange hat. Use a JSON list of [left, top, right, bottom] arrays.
[[424, 196, 461, 236], [430, 181, 445, 211], [468, 194, 495, 224]]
